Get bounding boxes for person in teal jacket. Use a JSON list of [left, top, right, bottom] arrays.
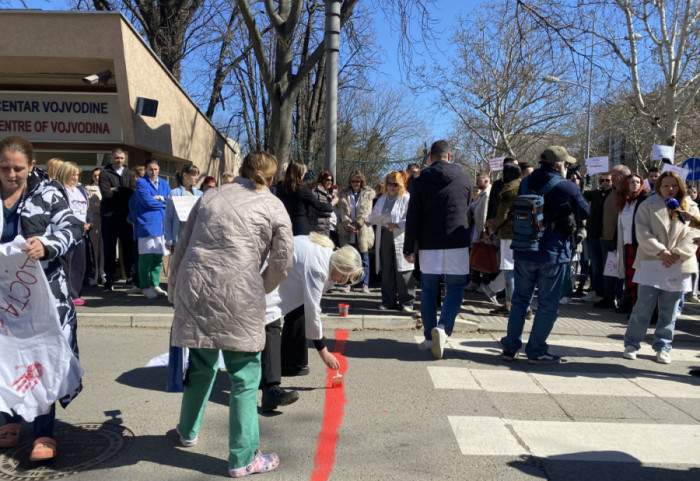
[[130, 159, 171, 299]]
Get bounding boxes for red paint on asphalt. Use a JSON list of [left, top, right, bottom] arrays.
[[309, 329, 349, 481]]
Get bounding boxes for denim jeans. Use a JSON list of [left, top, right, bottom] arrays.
[[588, 237, 604, 296], [350, 243, 370, 286], [501, 260, 566, 358], [504, 269, 514, 302], [420, 273, 467, 340], [624, 284, 681, 352]]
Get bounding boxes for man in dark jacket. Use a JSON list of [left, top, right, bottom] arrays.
[[500, 146, 589, 364], [404, 140, 472, 360], [99, 147, 134, 291], [582, 172, 612, 302]]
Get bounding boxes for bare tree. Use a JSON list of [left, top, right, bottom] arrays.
[[517, 0, 700, 148], [433, 6, 575, 164]]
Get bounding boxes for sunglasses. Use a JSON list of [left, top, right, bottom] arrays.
[[386, 182, 399, 187], [324, 178, 333, 182]]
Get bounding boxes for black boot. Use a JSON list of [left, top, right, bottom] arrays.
[[260, 385, 300, 413]]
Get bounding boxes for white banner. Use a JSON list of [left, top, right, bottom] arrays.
[[651, 144, 675, 162], [584, 156, 609, 176], [661, 162, 690, 180], [0, 238, 83, 421], [489, 157, 505, 171], [0, 91, 122, 143], [172, 195, 199, 222]]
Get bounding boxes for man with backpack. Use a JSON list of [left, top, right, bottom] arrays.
[[500, 146, 589, 364]]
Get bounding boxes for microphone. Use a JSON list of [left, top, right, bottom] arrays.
[[664, 197, 686, 223]]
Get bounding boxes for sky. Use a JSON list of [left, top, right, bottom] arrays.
[[5, 0, 483, 141]]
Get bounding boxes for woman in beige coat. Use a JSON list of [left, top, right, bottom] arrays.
[[337, 170, 375, 292], [168, 151, 293, 478], [623, 171, 699, 365]]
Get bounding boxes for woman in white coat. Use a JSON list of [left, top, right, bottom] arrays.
[[622, 171, 699, 365], [368, 171, 415, 312]]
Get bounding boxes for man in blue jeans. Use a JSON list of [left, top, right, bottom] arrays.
[[404, 140, 472, 359], [501, 146, 589, 364]]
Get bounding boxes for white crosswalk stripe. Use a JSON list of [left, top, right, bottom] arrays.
[[418, 336, 700, 465]]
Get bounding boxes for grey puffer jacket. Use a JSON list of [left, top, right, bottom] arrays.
[[169, 177, 294, 352], [309, 185, 334, 236]]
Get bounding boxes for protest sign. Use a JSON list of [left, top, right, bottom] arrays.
[[651, 144, 675, 162], [172, 195, 199, 222], [585, 156, 609, 176], [0, 238, 83, 421], [489, 157, 505, 171], [661, 162, 689, 180]]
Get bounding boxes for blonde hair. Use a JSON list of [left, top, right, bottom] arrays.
[[221, 172, 235, 184], [132, 165, 146, 178], [46, 157, 64, 179], [385, 170, 406, 196], [56, 161, 80, 185], [308, 232, 364, 285], [239, 151, 277, 189]]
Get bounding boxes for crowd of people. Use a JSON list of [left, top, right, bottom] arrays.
[[2, 133, 699, 476]]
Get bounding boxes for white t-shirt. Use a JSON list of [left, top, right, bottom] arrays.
[[65, 187, 87, 223], [419, 248, 470, 275]]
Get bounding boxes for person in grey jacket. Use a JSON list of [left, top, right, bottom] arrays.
[[168, 151, 293, 478]]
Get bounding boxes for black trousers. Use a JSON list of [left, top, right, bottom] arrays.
[[102, 215, 134, 283], [65, 237, 86, 299], [281, 305, 308, 369], [261, 320, 282, 387]]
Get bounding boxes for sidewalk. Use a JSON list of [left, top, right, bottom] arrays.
[[75, 281, 700, 344]]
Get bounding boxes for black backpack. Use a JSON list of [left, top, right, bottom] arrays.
[[511, 176, 563, 252]]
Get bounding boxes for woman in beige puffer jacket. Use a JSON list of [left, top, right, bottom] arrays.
[[168, 151, 293, 477]]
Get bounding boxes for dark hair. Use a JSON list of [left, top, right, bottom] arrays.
[[176, 161, 200, 186], [0, 135, 34, 163], [283, 162, 306, 194], [406, 163, 420, 172], [518, 161, 532, 171], [111, 147, 125, 155], [502, 163, 521, 184], [430, 140, 450, 157], [92, 167, 101, 174], [648, 167, 660, 174], [504, 157, 517, 165], [313, 170, 334, 193], [145, 158, 159, 167]]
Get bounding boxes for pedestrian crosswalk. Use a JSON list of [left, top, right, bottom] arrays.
[[418, 336, 700, 465]]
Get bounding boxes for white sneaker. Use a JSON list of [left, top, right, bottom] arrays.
[[153, 285, 168, 296], [622, 346, 637, 360], [143, 287, 158, 299], [418, 339, 432, 351], [402, 305, 414, 313], [655, 350, 671, 364], [559, 297, 571, 305], [127, 286, 143, 295], [581, 292, 602, 302], [431, 327, 447, 360]]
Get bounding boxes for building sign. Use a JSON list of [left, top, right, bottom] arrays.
[[0, 91, 122, 143]]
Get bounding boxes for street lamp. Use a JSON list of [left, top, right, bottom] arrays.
[[543, 75, 593, 162]]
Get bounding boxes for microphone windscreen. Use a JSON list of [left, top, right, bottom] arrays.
[[665, 197, 680, 210]]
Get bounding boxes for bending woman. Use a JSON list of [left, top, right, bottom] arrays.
[[267, 234, 363, 382], [169, 151, 293, 477], [0, 136, 83, 461]]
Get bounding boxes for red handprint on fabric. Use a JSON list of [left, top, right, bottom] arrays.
[[12, 363, 44, 393]]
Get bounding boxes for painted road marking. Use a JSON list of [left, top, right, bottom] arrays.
[[310, 330, 348, 481], [417, 336, 700, 362], [449, 416, 700, 464], [428, 367, 700, 398]]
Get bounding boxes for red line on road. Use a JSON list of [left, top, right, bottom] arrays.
[[309, 329, 348, 481]]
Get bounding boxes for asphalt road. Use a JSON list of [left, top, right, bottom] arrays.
[[3, 325, 698, 480]]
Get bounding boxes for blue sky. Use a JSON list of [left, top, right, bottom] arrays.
[[6, 0, 483, 140]]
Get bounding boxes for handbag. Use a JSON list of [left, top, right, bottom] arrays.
[[470, 241, 499, 274]]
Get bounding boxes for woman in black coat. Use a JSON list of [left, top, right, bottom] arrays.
[[276, 162, 336, 236]]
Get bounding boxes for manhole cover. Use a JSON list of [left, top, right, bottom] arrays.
[[0, 423, 134, 480]]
